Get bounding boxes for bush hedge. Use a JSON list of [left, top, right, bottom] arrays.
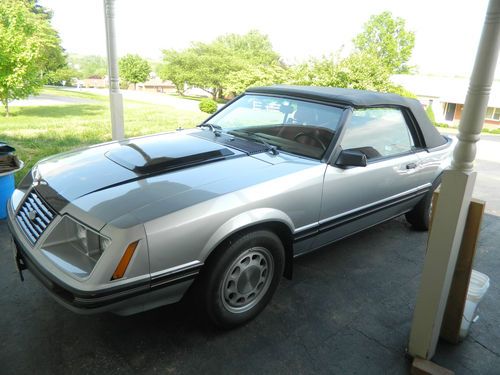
[[199, 98, 218, 114]]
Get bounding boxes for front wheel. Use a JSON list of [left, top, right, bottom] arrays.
[[200, 230, 285, 329], [406, 176, 441, 230]]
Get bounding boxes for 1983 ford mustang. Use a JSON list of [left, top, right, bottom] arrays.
[[8, 85, 454, 328]]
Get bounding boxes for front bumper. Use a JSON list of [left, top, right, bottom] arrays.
[[7, 200, 198, 315]]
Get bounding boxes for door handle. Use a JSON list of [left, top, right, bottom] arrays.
[[406, 162, 417, 170]]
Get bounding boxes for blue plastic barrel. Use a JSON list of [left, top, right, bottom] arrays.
[[0, 172, 15, 219]]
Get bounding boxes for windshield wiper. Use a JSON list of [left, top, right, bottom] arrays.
[[197, 123, 222, 136], [229, 130, 279, 155]]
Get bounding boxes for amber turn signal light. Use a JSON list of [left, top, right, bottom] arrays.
[[111, 241, 139, 280]]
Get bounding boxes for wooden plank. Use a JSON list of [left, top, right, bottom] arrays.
[[411, 358, 454, 375], [437, 191, 486, 343], [408, 171, 477, 359]]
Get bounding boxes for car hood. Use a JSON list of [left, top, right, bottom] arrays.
[[34, 130, 319, 228], [36, 131, 246, 203]]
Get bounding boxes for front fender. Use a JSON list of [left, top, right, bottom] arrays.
[[200, 207, 295, 260]]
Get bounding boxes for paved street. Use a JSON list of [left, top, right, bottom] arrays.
[[10, 87, 206, 112], [69, 87, 205, 112], [9, 93, 98, 107], [442, 132, 500, 215]]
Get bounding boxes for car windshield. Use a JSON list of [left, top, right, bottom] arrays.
[[206, 94, 344, 159]]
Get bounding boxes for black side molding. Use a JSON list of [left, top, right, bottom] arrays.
[[293, 186, 429, 243]]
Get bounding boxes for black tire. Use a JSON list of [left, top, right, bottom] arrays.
[[199, 229, 285, 329], [406, 176, 442, 231]]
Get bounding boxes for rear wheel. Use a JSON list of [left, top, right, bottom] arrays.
[[406, 176, 441, 230], [199, 229, 285, 329]]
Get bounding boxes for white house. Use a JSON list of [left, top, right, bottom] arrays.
[[392, 75, 500, 127]]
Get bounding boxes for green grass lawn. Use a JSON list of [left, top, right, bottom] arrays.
[[0, 87, 207, 183]]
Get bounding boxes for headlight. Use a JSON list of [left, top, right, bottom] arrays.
[[32, 165, 42, 183], [40, 216, 111, 278], [18, 164, 41, 190], [17, 166, 36, 190]]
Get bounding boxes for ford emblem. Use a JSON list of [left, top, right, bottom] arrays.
[[28, 210, 37, 221]]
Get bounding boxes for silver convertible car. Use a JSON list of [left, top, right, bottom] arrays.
[[8, 86, 453, 328]]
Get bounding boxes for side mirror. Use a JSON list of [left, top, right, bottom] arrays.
[[335, 149, 367, 168]]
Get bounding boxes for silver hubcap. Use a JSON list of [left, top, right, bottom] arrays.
[[221, 247, 274, 313]]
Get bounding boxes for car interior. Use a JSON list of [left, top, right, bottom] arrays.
[[230, 105, 341, 159]]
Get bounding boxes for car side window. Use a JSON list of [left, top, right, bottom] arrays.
[[340, 108, 415, 160]]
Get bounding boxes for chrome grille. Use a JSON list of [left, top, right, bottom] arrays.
[[16, 191, 55, 243]]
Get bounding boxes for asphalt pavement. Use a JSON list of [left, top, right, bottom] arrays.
[[68, 87, 204, 112], [9, 93, 98, 107], [1, 211, 499, 374], [441, 131, 500, 215]]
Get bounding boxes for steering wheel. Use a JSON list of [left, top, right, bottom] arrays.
[[293, 132, 327, 151]]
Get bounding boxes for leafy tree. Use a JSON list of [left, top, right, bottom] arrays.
[[333, 52, 394, 91], [214, 30, 279, 65], [353, 11, 415, 73], [44, 67, 79, 86], [289, 52, 411, 96], [225, 63, 287, 96], [40, 44, 68, 80], [161, 30, 282, 99], [118, 54, 151, 89], [289, 55, 338, 87], [148, 60, 163, 77], [28, 0, 67, 80], [159, 49, 195, 96], [69, 54, 107, 79], [0, 0, 60, 116], [289, 12, 416, 94], [186, 41, 239, 99]]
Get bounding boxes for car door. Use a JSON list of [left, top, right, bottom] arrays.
[[313, 107, 431, 248]]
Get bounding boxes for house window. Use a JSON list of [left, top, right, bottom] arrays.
[[444, 103, 456, 121], [485, 107, 500, 121]]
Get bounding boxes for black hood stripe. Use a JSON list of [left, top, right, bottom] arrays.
[[83, 152, 245, 199]]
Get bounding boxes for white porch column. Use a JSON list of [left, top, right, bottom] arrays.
[[103, 0, 124, 140], [408, 0, 500, 359]]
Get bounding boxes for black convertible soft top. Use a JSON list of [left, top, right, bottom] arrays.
[[246, 85, 447, 149]]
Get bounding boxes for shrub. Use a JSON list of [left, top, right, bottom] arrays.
[[434, 122, 449, 128], [485, 128, 500, 134], [426, 105, 436, 123], [119, 81, 129, 90], [199, 98, 218, 114]]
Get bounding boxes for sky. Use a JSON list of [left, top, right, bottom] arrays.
[[42, 0, 494, 77]]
